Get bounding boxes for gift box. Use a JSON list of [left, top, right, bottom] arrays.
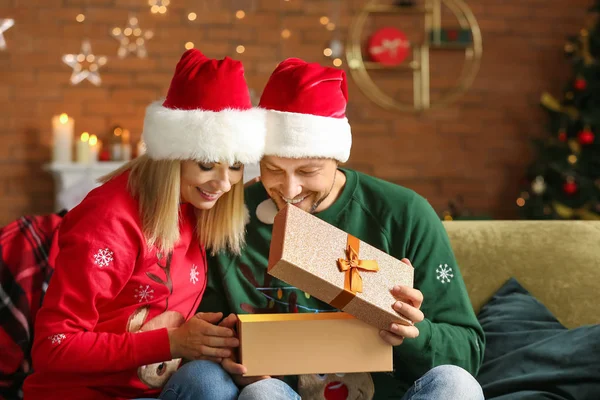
[[237, 313, 392, 376], [268, 205, 414, 331]]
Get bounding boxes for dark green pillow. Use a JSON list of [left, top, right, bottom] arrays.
[[476, 278, 600, 400]]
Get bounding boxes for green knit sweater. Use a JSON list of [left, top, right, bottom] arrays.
[[199, 168, 484, 399]]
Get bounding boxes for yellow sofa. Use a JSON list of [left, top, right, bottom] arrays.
[[444, 220, 600, 329]]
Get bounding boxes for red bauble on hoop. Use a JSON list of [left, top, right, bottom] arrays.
[[367, 27, 410, 66]]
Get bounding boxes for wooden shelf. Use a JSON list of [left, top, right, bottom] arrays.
[[364, 4, 433, 14], [428, 42, 473, 50], [361, 61, 420, 70]]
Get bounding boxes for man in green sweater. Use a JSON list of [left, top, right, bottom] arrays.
[[197, 58, 485, 400]]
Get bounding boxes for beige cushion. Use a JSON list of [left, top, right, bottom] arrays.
[[443, 221, 600, 329]]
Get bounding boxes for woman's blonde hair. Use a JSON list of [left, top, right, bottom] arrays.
[[101, 155, 246, 255]]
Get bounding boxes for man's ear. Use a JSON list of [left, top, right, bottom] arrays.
[[244, 176, 261, 189]]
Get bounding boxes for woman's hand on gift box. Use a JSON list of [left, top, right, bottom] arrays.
[[218, 313, 271, 387], [380, 258, 425, 346], [167, 312, 240, 362]]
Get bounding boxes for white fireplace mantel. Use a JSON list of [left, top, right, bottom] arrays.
[[43, 161, 261, 212], [43, 162, 127, 211]]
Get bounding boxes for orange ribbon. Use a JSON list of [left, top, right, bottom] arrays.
[[337, 235, 379, 293], [329, 235, 379, 310], [330, 235, 379, 310]]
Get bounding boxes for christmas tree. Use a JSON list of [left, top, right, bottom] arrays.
[[518, 1, 600, 220]]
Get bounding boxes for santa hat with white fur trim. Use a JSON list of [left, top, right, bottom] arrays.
[[258, 58, 352, 163], [142, 49, 265, 165]]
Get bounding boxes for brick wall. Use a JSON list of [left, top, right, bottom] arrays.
[[0, 0, 592, 224]]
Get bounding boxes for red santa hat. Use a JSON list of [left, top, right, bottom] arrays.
[[142, 49, 265, 164], [258, 58, 352, 163]]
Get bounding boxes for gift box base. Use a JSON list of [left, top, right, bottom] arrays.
[[238, 313, 393, 377]]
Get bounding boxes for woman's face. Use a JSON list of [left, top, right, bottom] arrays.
[[180, 161, 244, 210]]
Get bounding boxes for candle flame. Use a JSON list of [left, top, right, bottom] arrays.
[[89, 134, 98, 146], [59, 113, 69, 124], [81, 132, 90, 142]]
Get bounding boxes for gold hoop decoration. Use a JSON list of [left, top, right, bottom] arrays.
[[346, 0, 483, 113]]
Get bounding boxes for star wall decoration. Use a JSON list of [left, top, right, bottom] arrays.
[[149, 0, 169, 14], [62, 40, 108, 86], [111, 15, 153, 58]]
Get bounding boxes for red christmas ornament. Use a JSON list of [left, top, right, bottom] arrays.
[[574, 78, 587, 90], [563, 180, 578, 195], [578, 129, 595, 145], [367, 27, 410, 66], [558, 131, 567, 142]]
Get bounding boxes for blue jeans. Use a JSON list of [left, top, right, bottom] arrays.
[[135, 363, 480, 399], [401, 365, 484, 400], [150, 360, 300, 400]]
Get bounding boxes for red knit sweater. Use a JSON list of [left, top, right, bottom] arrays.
[[23, 172, 207, 400]]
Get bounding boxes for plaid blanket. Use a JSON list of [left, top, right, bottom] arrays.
[[0, 212, 64, 400]]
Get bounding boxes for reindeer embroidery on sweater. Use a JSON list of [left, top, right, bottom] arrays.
[[146, 252, 173, 311], [126, 306, 184, 388], [125, 251, 183, 389]]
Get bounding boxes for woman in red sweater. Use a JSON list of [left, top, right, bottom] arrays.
[[23, 49, 267, 400]]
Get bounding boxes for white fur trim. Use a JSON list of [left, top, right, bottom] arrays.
[[256, 199, 278, 225], [142, 101, 266, 164], [264, 109, 351, 162]]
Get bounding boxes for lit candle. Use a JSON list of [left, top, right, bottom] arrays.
[[89, 134, 99, 162], [121, 129, 132, 161], [111, 126, 123, 161], [52, 113, 74, 163], [76, 132, 90, 163]]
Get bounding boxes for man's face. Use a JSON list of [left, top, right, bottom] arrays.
[[260, 156, 338, 214]]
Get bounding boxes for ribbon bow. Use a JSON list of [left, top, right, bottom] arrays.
[[371, 38, 404, 57], [337, 235, 379, 294]]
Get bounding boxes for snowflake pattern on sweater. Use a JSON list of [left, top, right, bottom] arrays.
[[436, 264, 454, 284], [190, 265, 199, 284], [93, 248, 114, 267], [48, 334, 66, 345], [134, 284, 155, 303]]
